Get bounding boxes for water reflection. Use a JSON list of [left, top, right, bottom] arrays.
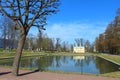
[[0, 56, 119, 74], [73, 56, 85, 60]]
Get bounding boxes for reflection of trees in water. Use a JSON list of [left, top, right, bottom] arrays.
[[0, 59, 13, 66], [1, 56, 119, 74], [73, 59, 82, 67], [85, 56, 96, 65], [73, 56, 95, 67], [95, 57, 119, 74], [34, 56, 54, 70], [20, 57, 32, 68], [20, 56, 54, 70], [61, 56, 69, 64], [52, 56, 69, 68], [73, 56, 82, 67], [20, 56, 70, 70], [4, 55, 119, 74], [16, 56, 70, 70], [53, 56, 61, 67]]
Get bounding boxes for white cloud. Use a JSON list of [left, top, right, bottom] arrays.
[[44, 21, 107, 43]]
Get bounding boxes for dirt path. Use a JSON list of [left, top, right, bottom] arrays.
[[0, 67, 120, 80]]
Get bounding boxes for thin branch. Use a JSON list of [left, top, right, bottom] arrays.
[[24, 1, 29, 26], [28, 1, 43, 27], [17, 0, 24, 26]]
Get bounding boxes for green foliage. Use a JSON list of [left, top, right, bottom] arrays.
[[0, 48, 3, 52], [101, 71, 120, 78]]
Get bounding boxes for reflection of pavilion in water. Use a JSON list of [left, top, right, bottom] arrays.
[[73, 47, 85, 53], [73, 56, 85, 60], [73, 56, 85, 74]]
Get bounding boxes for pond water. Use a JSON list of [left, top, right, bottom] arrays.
[[0, 55, 119, 74]]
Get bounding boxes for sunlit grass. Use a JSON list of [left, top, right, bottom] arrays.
[[96, 53, 120, 78], [98, 54, 120, 64], [100, 71, 120, 78], [0, 51, 93, 58]]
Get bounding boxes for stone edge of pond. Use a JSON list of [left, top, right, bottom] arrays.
[[98, 56, 120, 66], [0, 54, 46, 60], [0, 56, 14, 60]]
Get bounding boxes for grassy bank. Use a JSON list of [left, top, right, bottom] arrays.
[[0, 52, 93, 59], [96, 53, 120, 78], [0, 52, 46, 58], [98, 54, 120, 64]]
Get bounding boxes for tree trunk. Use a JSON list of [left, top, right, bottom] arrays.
[[12, 32, 27, 76]]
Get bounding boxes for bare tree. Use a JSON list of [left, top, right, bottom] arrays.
[[1, 16, 10, 49], [61, 41, 69, 52], [0, 16, 18, 50], [55, 38, 61, 52], [0, 0, 60, 76], [84, 40, 91, 52], [75, 38, 80, 46], [75, 38, 85, 47], [36, 29, 44, 51], [48, 38, 55, 51], [24, 37, 29, 50]]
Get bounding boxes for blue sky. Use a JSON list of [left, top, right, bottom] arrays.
[[30, 0, 120, 44]]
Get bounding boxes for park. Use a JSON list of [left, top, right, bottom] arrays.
[[0, 52, 120, 80], [0, 0, 120, 80]]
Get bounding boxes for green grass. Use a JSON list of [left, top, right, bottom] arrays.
[[0, 52, 46, 59], [0, 52, 15, 57], [98, 54, 120, 64], [0, 51, 93, 58], [100, 71, 120, 78], [96, 53, 120, 78]]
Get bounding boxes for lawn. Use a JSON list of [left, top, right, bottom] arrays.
[[96, 53, 120, 78], [98, 54, 120, 64]]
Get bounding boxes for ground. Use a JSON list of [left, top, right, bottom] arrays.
[[0, 67, 120, 80]]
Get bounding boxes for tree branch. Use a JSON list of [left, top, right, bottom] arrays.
[[28, 1, 43, 27], [24, 1, 29, 26]]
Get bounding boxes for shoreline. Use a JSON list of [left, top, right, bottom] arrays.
[[0, 67, 120, 80]]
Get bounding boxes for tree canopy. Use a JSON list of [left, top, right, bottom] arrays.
[[0, 0, 60, 31], [95, 8, 120, 54], [0, 0, 60, 76]]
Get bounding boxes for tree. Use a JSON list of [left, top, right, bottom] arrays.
[[0, 16, 18, 50], [1, 16, 9, 49], [48, 38, 55, 51], [112, 16, 120, 54], [55, 38, 61, 52], [84, 40, 91, 52], [40, 33, 49, 51], [24, 37, 29, 50], [104, 17, 120, 54], [0, 0, 60, 76], [98, 34, 105, 52], [61, 41, 69, 52], [104, 23, 114, 53], [28, 34, 35, 51], [75, 38, 85, 47], [36, 29, 44, 51], [75, 38, 80, 46], [95, 8, 120, 54]]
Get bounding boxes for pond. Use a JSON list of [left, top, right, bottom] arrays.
[[0, 55, 119, 74]]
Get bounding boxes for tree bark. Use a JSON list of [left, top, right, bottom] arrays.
[[12, 32, 27, 76]]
